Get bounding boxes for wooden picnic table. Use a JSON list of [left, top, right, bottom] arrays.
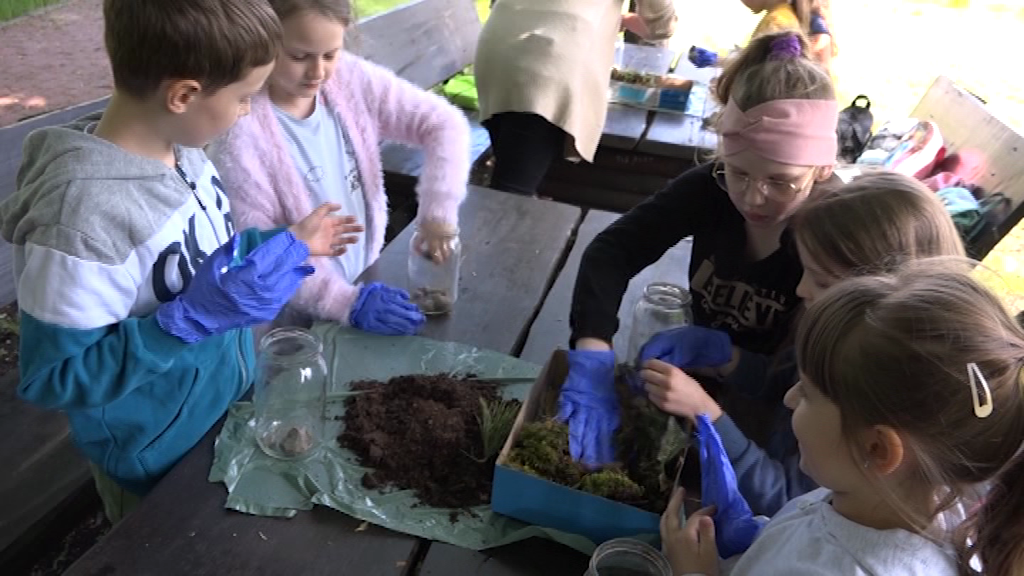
[[602, 43, 719, 158], [63, 187, 694, 575]]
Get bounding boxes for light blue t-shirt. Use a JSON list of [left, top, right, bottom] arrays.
[[274, 97, 368, 283]]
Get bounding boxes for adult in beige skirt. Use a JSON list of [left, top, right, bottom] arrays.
[[475, 0, 676, 196]]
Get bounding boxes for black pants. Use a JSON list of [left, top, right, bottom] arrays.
[[483, 112, 566, 197]]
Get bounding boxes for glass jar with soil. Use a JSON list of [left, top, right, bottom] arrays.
[[254, 327, 328, 460], [408, 223, 461, 315], [586, 538, 673, 576], [625, 282, 693, 362]]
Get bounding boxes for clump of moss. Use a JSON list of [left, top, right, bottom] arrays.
[[577, 468, 643, 502], [505, 365, 676, 513], [508, 419, 585, 486]]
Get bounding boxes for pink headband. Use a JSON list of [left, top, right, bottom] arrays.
[[719, 99, 839, 166]]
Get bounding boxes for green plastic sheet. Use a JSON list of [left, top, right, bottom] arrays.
[[209, 324, 629, 554]]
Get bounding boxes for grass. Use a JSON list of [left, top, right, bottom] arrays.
[[0, 0, 62, 23]]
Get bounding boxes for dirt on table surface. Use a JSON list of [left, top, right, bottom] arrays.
[[338, 373, 515, 511], [0, 0, 110, 127], [0, 301, 20, 380]]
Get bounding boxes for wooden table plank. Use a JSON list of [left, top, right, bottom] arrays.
[[419, 539, 590, 576], [602, 43, 677, 151], [520, 210, 692, 363], [63, 186, 582, 576], [361, 186, 581, 354]]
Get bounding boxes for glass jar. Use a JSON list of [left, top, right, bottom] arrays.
[[626, 282, 693, 362], [585, 538, 673, 576], [408, 224, 461, 315], [254, 327, 328, 460]]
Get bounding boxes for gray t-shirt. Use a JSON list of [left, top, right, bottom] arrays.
[[274, 97, 367, 283]]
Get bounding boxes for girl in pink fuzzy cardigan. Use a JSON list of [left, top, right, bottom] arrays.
[[211, 0, 469, 336]]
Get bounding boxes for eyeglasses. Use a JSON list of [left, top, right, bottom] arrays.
[[714, 163, 816, 202]]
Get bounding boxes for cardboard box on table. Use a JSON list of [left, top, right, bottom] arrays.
[[491, 350, 660, 544]]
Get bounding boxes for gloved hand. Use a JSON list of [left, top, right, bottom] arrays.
[[156, 231, 313, 343], [697, 413, 762, 558], [349, 283, 426, 336], [688, 45, 719, 68], [556, 349, 620, 467], [637, 326, 733, 369]]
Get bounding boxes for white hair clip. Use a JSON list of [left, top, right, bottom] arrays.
[[967, 362, 993, 419]]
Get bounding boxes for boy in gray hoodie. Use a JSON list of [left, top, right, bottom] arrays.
[[0, 0, 357, 523]]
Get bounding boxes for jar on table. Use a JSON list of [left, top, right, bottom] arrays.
[[408, 223, 461, 315], [625, 282, 693, 362], [254, 327, 328, 460], [585, 538, 673, 576]]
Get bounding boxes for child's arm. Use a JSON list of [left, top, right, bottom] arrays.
[[570, 168, 711, 347], [15, 224, 268, 409], [714, 413, 816, 516], [213, 133, 363, 324], [356, 58, 469, 228], [634, 0, 677, 41]]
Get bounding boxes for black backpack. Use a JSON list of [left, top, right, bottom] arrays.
[[836, 95, 874, 163]]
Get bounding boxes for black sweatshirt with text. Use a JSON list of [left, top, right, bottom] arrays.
[[570, 163, 804, 355]]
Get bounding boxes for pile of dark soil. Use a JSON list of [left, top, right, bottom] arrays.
[[507, 371, 674, 514], [339, 373, 517, 509], [0, 301, 20, 379]]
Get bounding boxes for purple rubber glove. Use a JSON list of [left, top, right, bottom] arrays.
[[688, 45, 719, 68], [349, 283, 425, 336], [697, 413, 763, 558], [156, 232, 313, 343], [556, 350, 620, 467], [637, 326, 733, 369]]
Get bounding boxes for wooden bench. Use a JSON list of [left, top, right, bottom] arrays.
[[360, 0, 492, 239], [910, 75, 1024, 260]]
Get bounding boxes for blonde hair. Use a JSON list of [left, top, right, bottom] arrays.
[[714, 30, 834, 117], [792, 171, 967, 277], [796, 260, 1024, 576]]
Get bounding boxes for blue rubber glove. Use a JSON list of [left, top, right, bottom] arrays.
[[637, 326, 733, 369], [556, 350, 620, 467], [156, 231, 314, 343], [349, 283, 425, 336], [688, 45, 719, 68], [697, 413, 762, 558]]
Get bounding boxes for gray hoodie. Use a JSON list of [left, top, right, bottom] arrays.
[[0, 111, 257, 494]]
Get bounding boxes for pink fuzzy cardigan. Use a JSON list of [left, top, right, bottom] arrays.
[[212, 52, 470, 323]]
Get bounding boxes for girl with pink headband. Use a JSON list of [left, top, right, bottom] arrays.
[[558, 32, 838, 468]]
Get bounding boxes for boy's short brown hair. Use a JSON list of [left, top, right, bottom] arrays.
[[104, 0, 282, 99]]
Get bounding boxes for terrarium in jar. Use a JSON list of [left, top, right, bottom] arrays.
[[254, 327, 327, 460], [625, 282, 693, 362], [585, 538, 673, 576], [408, 223, 461, 315]]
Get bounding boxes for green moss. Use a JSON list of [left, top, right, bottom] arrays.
[[577, 469, 643, 502]]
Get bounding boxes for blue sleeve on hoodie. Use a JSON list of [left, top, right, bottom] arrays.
[[713, 413, 817, 516], [18, 312, 190, 409]]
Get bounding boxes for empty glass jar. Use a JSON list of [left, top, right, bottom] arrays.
[[408, 223, 461, 315], [586, 538, 673, 576], [254, 327, 327, 460], [626, 282, 694, 362]]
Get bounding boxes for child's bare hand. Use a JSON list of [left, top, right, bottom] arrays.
[[289, 203, 364, 257], [413, 218, 457, 264], [640, 359, 723, 421], [661, 487, 720, 576], [620, 13, 650, 38]]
